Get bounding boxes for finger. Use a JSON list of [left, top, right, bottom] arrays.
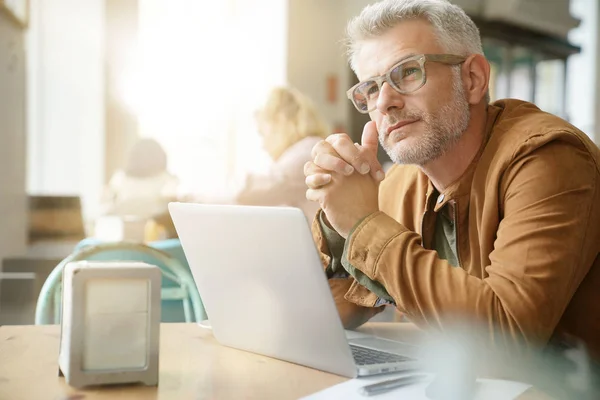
[[305, 188, 323, 203], [314, 153, 354, 176], [310, 139, 336, 159], [305, 173, 332, 189], [361, 121, 379, 156], [303, 161, 328, 177], [361, 121, 385, 181], [326, 134, 371, 175]]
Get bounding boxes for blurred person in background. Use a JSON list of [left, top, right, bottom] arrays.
[[235, 86, 330, 221], [101, 137, 180, 221]]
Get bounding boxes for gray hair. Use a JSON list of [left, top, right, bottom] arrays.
[[346, 0, 484, 72]]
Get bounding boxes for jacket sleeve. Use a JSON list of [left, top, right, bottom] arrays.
[[311, 210, 385, 328], [342, 140, 598, 348]]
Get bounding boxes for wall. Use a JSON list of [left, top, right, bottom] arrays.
[[566, 0, 598, 142], [104, 0, 138, 184], [287, 0, 351, 134], [26, 0, 105, 221], [0, 11, 27, 260]]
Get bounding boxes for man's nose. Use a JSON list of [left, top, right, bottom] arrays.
[[376, 82, 405, 114]]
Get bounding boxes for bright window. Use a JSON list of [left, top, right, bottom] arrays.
[[132, 0, 288, 200]]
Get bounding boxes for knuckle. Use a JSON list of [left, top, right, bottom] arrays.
[[303, 161, 313, 176], [307, 189, 323, 203], [307, 173, 332, 189], [305, 189, 312, 200], [314, 154, 338, 173], [329, 133, 348, 146], [325, 133, 340, 143], [313, 153, 326, 166], [350, 152, 364, 165], [304, 176, 312, 187], [311, 140, 328, 157], [334, 158, 349, 171]]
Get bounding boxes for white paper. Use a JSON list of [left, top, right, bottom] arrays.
[[301, 373, 532, 400]]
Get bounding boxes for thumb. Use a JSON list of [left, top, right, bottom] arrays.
[[361, 121, 385, 181], [361, 121, 379, 157]]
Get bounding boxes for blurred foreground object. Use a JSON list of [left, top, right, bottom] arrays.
[[418, 321, 600, 400]]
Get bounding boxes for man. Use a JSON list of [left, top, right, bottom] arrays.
[[304, 0, 600, 358]]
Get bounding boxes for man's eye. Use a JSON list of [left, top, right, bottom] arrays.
[[366, 84, 379, 97], [403, 68, 419, 77]]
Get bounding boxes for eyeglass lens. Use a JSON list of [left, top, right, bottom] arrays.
[[353, 59, 424, 112]]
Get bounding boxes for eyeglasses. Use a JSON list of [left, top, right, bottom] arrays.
[[346, 54, 466, 114]]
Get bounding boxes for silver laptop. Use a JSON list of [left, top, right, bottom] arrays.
[[168, 202, 420, 378]]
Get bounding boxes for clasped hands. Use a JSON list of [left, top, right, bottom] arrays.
[[304, 121, 386, 238]]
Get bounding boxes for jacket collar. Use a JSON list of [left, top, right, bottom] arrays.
[[433, 104, 503, 212]]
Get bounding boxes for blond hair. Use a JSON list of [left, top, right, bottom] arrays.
[[256, 86, 330, 160]]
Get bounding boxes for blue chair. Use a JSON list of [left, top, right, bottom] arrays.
[[35, 241, 206, 324], [74, 238, 190, 270], [72, 237, 202, 321]]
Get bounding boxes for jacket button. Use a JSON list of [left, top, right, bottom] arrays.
[[437, 194, 445, 203]]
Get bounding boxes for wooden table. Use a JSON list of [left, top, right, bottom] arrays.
[[0, 323, 550, 400]]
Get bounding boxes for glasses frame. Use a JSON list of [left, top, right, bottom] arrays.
[[346, 53, 467, 114]]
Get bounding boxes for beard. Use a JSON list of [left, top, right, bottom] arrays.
[[379, 72, 470, 166]]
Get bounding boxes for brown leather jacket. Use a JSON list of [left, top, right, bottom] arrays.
[[312, 99, 600, 358]]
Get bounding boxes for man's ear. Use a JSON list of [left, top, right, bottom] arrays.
[[461, 54, 490, 105]]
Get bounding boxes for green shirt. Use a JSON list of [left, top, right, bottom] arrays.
[[431, 202, 459, 268]]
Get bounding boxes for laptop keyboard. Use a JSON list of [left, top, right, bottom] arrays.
[[350, 344, 412, 366]]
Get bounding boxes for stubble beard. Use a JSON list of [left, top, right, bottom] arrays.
[[380, 74, 471, 166]]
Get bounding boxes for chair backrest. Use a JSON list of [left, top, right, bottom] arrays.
[[35, 241, 206, 325]]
